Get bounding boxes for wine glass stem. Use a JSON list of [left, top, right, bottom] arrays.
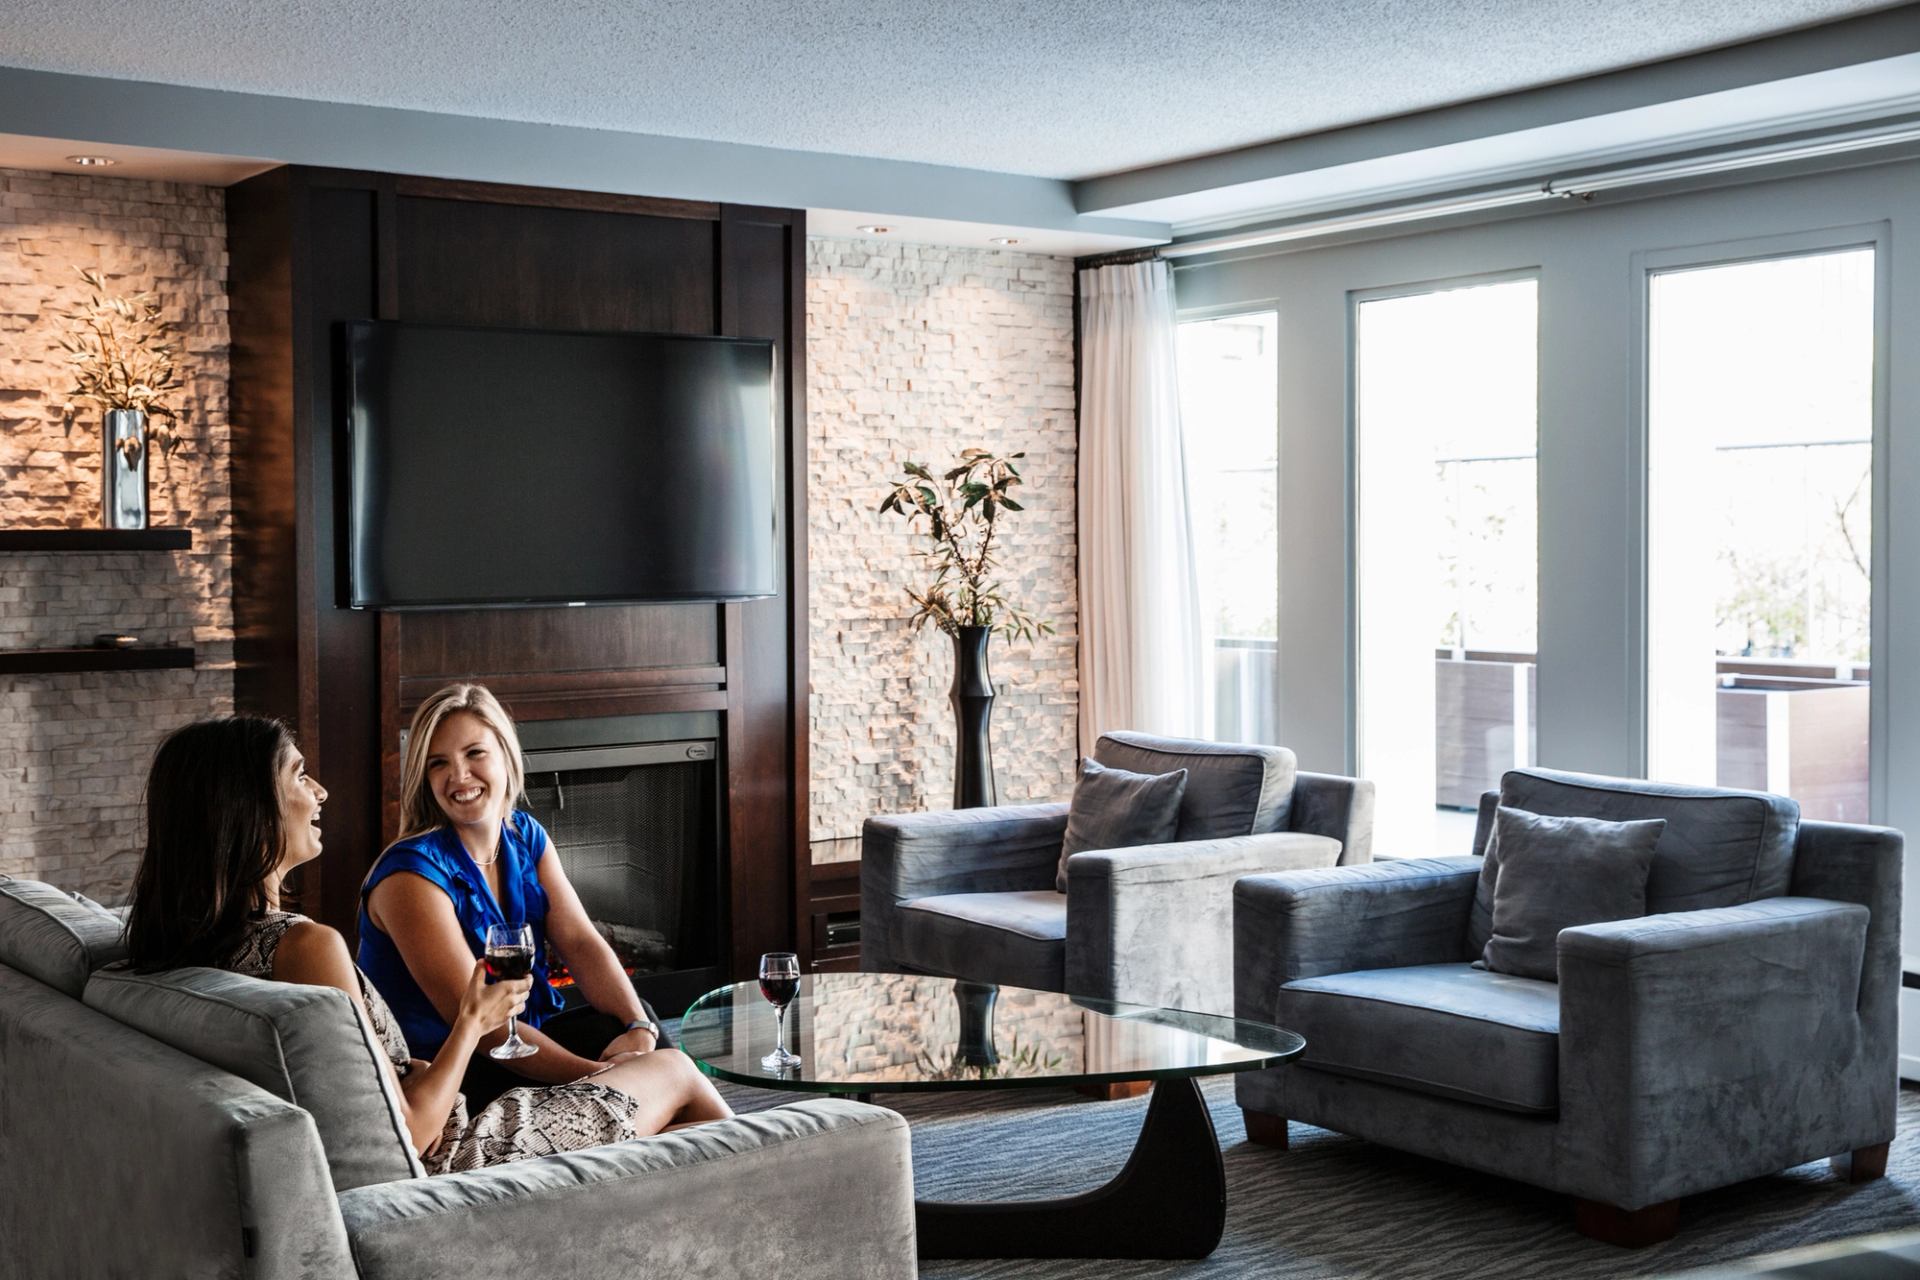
[[506, 1015, 518, 1046], [775, 1004, 787, 1056]]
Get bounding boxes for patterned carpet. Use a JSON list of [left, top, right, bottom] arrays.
[[710, 1073, 1920, 1279]]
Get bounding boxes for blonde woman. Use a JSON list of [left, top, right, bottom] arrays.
[[358, 682, 728, 1114]]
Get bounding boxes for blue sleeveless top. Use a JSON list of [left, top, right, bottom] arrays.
[[356, 810, 567, 1057]]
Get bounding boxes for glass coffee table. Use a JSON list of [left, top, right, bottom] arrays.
[[680, 972, 1304, 1261]]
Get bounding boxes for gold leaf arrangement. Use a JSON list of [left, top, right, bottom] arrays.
[[56, 267, 189, 461]]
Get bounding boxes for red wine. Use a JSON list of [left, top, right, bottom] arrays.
[[485, 945, 534, 981], [759, 976, 800, 1007]]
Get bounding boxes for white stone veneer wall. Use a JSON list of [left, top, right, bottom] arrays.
[[0, 170, 232, 902], [807, 237, 1079, 842]]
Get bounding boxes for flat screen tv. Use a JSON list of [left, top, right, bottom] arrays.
[[344, 321, 777, 608]]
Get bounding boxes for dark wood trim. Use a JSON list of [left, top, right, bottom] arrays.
[[1573, 1198, 1679, 1247], [1241, 1110, 1290, 1149], [393, 175, 720, 222], [0, 645, 194, 674], [0, 528, 191, 551], [377, 612, 403, 847], [397, 665, 728, 713]]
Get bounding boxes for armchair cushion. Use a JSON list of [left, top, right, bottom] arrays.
[[893, 890, 1067, 991], [85, 964, 424, 1192], [1094, 731, 1297, 840], [1476, 806, 1663, 981], [1281, 962, 1561, 1113], [0, 877, 128, 997], [1056, 758, 1188, 892], [1468, 768, 1800, 954]]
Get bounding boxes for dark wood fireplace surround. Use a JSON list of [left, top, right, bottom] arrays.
[[227, 168, 810, 976]]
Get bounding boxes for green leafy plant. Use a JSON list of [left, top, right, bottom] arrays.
[[57, 267, 188, 462], [877, 447, 1054, 642], [915, 1031, 1064, 1083]]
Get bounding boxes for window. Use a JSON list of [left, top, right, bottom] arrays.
[[1645, 247, 1873, 820], [1177, 312, 1280, 743], [1355, 278, 1538, 854]]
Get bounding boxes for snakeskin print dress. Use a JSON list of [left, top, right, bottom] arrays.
[[228, 911, 643, 1175]]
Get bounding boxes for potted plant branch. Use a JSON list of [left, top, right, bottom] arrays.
[[57, 267, 189, 529], [878, 448, 1054, 808]]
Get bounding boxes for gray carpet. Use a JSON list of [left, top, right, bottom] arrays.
[[710, 1074, 1920, 1279]]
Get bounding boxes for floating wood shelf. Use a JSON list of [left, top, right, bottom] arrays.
[[0, 529, 192, 552], [0, 646, 196, 675]]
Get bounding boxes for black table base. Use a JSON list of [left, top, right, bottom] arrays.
[[911, 1076, 1226, 1260]]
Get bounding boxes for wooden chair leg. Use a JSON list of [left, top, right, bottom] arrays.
[[1834, 1142, 1890, 1184], [1574, 1198, 1679, 1247], [1241, 1109, 1289, 1149], [1074, 1080, 1152, 1102]]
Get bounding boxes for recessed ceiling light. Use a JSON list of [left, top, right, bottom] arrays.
[[856, 224, 892, 235], [990, 237, 1022, 246], [66, 155, 117, 167]]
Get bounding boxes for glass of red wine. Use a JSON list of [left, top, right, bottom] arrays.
[[758, 951, 802, 1070], [485, 923, 539, 1060]]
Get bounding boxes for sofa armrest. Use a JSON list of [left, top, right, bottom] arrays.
[[1066, 832, 1341, 1017], [1557, 898, 1878, 1208], [861, 803, 1068, 971], [1288, 772, 1376, 864], [1232, 857, 1479, 1025], [338, 1100, 914, 1279]]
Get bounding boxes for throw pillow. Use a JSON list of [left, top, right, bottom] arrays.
[[1477, 806, 1665, 982], [1055, 758, 1189, 893]]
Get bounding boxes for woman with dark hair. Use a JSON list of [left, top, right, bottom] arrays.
[[124, 716, 732, 1174]]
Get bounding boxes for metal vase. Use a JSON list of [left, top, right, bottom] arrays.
[[953, 980, 1001, 1068], [950, 624, 998, 808], [101, 409, 149, 530]]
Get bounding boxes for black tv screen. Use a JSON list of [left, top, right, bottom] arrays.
[[344, 321, 777, 608]]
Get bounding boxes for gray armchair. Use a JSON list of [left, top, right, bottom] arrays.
[[1233, 767, 1901, 1246], [862, 732, 1375, 1017]]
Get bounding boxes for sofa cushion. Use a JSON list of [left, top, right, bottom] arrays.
[[893, 891, 1067, 993], [1056, 758, 1188, 892], [0, 876, 128, 996], [1477, 807, 1664, 981], [1281, 962, 1562, 1114], [1468, 768, 1800, 954], [1094, 731, 1297, 841], [85, 964, 423, 1191]]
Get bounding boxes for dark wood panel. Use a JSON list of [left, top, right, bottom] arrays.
[[719, 205, 806, 973], [396, 605, 721, 677], [398, 664, 726, 711], [393, 175, 719, 222], [394, 197, 718, 334], [305, 181, 386, 931], [227, 167, 301, 737]]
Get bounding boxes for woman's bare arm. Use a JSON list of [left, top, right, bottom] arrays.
[[273, 920, 522, 1155], [366, 871, 606, 1082]]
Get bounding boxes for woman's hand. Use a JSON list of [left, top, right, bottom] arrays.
[[453, 959, 530, 1036], [599, 1026, 659, 1060]]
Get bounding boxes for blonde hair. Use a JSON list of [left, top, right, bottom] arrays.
[[396, 682, 527, 841]]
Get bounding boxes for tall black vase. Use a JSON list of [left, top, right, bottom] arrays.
[[950, 625, 997, 809]]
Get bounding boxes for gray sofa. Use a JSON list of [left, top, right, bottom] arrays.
[[0, 876, 918, 1279], [863, 732, 1375, 1017], [1233, 768, 1902, 1245]]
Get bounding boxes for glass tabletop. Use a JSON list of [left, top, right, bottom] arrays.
[[680, 972, 1304, 1093]]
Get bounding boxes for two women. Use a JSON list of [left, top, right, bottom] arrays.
[[124, 710, 731, 1174]]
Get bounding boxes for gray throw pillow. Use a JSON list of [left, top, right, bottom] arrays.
[[1477, 806, 1665, 982], [1055, 758, 1189, 893]]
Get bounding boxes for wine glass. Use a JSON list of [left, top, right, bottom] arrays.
[[758, 951, 802, 1070], [485, 923, 539, 1060]]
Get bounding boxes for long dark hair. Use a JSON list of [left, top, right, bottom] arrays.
[[125, 716, 297, 973]]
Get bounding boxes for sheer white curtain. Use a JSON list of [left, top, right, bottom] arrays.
[[1077, 259, 1205, 754]]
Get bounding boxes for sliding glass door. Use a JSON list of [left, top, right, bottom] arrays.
[[1355, 277, 1538, 855], [1645, 246, 1874, 820]]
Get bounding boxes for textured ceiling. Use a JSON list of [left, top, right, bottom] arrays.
[[0, 0, 1905, 181]]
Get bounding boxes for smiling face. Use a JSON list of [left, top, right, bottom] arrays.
[[275, 745, 328, 875], [425, 710, 511, 831]]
